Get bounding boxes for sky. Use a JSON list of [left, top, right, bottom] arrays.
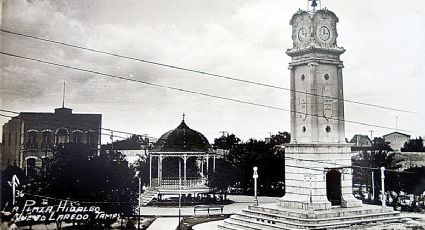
[[0, 0, 424, 144]]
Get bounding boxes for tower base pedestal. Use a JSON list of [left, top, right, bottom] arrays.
[[218, 202, 400, 230], [278, 193, 332, 211]]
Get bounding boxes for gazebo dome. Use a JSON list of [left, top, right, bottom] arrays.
[[152, 119, 211, 152]]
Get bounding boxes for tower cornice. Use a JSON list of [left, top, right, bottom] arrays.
[[286, 46, 345, 57]]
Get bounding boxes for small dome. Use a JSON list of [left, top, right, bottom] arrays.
[[152, 120, 211, 152]]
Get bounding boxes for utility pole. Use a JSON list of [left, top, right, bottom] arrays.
[[220, 131, 228, 137], [110, 131, 114, 152], [138, 175, 141, 230], [371, 171, 375, 202], [178, 160, 182, 230], [369, 130, 374, 141], [395, 116, 398, 132], [62, 81, 66, 108]]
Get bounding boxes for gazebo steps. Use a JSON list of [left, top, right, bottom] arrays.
[[141, 187, 159, 206], [218, 204, 401, 230]]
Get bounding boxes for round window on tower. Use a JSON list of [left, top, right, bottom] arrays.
[[324, 74, 330, 80], [302, 126, 307, 133], [301, 74, 305, 81], [326, 126, 331, 133]]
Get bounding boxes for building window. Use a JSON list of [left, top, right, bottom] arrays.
[[26, 131, 38, 149], [8, 133, 11, 146], [301, 74, 305, 81], [302, 126, 307, 133], [326, 126, 331, 133], [73, 131, 83, 143], [87, 131, 97, 144], [56, 128, 68, 144], [43, 131, 52, 144], [324, 74, 330, 80], [27, 158, 36, 167], [28, 132, 37, 144]]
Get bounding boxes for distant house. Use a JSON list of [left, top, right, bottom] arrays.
[[383, 131, 410, 152], [349, 134, 373, 151]]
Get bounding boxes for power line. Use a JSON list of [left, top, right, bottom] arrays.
[[285, 156, 414, 174], [0, 28, 417, 115], [0, 51, 414, 134]]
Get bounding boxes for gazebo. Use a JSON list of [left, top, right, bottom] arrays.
[[148, 115, 216, 195]]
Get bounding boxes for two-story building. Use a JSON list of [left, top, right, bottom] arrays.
[[1, 107, 102, 173]]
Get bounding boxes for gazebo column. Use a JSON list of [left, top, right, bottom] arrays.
[[206, 154, 209, 177], [183, 155, 187, 186], [149, 154, 152, 187], [201, 160, 204, 175], [158, 155, 163, 186], [213, 155, 216, 171]]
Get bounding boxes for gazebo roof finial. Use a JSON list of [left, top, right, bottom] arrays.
[[182, 113, 185, 121]]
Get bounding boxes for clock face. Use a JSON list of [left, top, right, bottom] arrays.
[[297, 27, 308, 42], [318, 26, 331, 41]]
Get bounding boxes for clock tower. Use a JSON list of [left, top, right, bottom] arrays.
[[279, 1, 362, 210], [219, 2, 400, 228]]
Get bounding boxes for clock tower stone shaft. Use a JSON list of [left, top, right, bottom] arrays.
[[280, 8, 362, 210]]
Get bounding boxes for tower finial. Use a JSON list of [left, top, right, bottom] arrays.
[[182, 113, 185, 121], [307, 0, 321, 13], [62, 81, 66, 108]]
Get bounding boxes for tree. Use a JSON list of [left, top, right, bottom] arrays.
[[29, 144, 138, 217], [208, 159, 240, 198], [269, 132, 291, 146], [401, 137, 425, 152], [226, 138, 284, 196], [401, 166, 425, 210], [213, 134, 240, 150], [210, 132, 289, 196], [102, 134, 149, 150], [352, 138, 403, 205]]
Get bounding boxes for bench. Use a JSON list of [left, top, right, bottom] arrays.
[[193, 205, 224, 216]]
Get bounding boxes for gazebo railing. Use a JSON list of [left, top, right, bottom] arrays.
[[152, 177, 207, 188]]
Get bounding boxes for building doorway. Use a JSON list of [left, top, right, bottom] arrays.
[[326, 169, 342, 205]]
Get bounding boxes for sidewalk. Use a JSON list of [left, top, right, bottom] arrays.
[[147, 217, 180, 230]]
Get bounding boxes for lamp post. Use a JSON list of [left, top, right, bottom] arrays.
[[253, 166, 258, 206], [380, 167, 386, 207]]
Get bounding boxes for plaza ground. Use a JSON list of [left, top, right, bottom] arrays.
[[3, 195, 425, 229]]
